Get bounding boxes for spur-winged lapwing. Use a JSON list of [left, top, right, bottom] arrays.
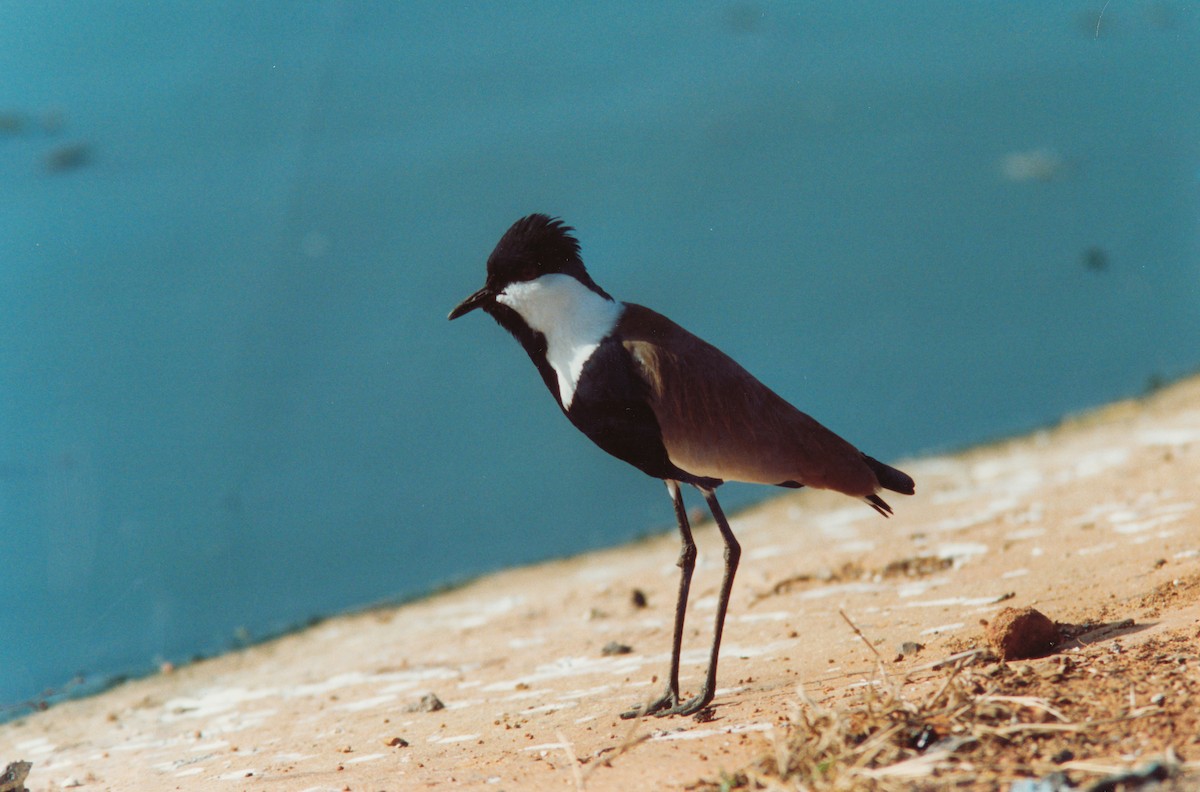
[[449, 214, 915, 717]]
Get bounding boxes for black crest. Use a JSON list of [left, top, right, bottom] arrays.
[[486, 214, 611, 298]]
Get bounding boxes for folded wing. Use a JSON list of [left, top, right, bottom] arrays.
[[619, 303, 893, 499]]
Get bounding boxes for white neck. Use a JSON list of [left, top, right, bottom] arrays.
[[496, 273, 622, 409]]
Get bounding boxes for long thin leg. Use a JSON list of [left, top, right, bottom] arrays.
[[624, 485, 741, 718], [685, 487, 741, 712], [621, 480, 696, 718]]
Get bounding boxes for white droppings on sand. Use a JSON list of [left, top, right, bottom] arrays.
[[335, 694, 397, 712], [905, 594, 1010, 608], [936, 542, 989, 560], [14, 737, 55, 755], [908, 457, 963, 478], [731, 512, 774, 535], [798, 582, 889, 600], [556, 684, 612, 700], [837, 539, 876, 554], [722, 639, 796, 660], [1174, 549, 1200, 559], [812, 506, 871, 536], [1006, 502, 1044, 524], [713, 686, 746, 698], [634, 616, 667, 631], [288, 672, 370, 698], [482, 652, 647, 692], [1001, 568, 1031, 579], [507, 635, 546, 649], [520, 701, 578, 715], [736, 611, 792, 623], [435, 595, 525, 630], [1077, 543, 1119, 556], [971, 457, 1042, 487], [1005, 527, 1045, 541], [523, 741, 571, 752], [986, 496, 1023, 515], [379, 669, 461, 695], [573, 564, 622, 583], [346, 752, 388, 764], [747, 545, 783, 561], [1074, 501, 1129, 525], [174, 767, 205, 777], [919, 622, 965, 636], [896, 580, 946, 599], [189, 740, 230, 753], [218, 768, 258, 780], [931, 488, 972, 506], [109, 739, 166, 753], [650, 721, 773, 742], [1138, 429, 1200, 446], [1064, 448, 1130, 480], [1112, 514, 1186, 535], [494, 688, 543, 702], [433, 733, 481, 744], [929, 514, 993, 535]]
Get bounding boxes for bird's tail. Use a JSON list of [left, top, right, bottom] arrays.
[[863, 454, 916, 495], [860, 455, 914, 518]]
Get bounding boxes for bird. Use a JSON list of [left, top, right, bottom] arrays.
[[448, 214, 914, 718]]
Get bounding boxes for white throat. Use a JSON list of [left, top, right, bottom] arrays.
[[496, 273, 622, 409]]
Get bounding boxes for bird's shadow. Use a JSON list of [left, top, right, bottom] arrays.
[[1055, 617, 1154, 651]]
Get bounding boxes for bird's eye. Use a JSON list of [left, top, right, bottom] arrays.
[[515, 263, 538, 281]]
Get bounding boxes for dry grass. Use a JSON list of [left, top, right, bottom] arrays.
[[698, 621, 1200, 792]]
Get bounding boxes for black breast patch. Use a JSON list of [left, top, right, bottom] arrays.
[[567, 337, 719, 487]]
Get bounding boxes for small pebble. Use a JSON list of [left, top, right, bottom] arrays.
[[601, 641, 633, 656], [406, 693, 445, 712]]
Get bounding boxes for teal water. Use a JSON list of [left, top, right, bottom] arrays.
[[2, 2, 1198, 711]]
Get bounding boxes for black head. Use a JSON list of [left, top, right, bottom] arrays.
[[448, 214, 611, 320]]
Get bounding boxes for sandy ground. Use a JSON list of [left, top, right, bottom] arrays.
[[3, 376, 1200, 791]]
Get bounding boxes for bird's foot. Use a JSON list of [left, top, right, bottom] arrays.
[[619, 688, 677, 719], [620, 688, 713, 719]]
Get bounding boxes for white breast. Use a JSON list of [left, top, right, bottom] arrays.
[[496, 273, 623, 409]]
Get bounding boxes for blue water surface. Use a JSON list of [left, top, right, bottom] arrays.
[[2, 2, 1198, 710]]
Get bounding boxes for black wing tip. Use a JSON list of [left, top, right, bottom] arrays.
[[862, 454, 915, 496]]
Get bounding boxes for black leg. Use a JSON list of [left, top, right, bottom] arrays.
[[622, 485, 741, 719], [682, 487, 740, 713], [621, 480, 696, 719]]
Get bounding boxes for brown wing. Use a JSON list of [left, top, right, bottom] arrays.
[[618, 303, 879, 497]]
